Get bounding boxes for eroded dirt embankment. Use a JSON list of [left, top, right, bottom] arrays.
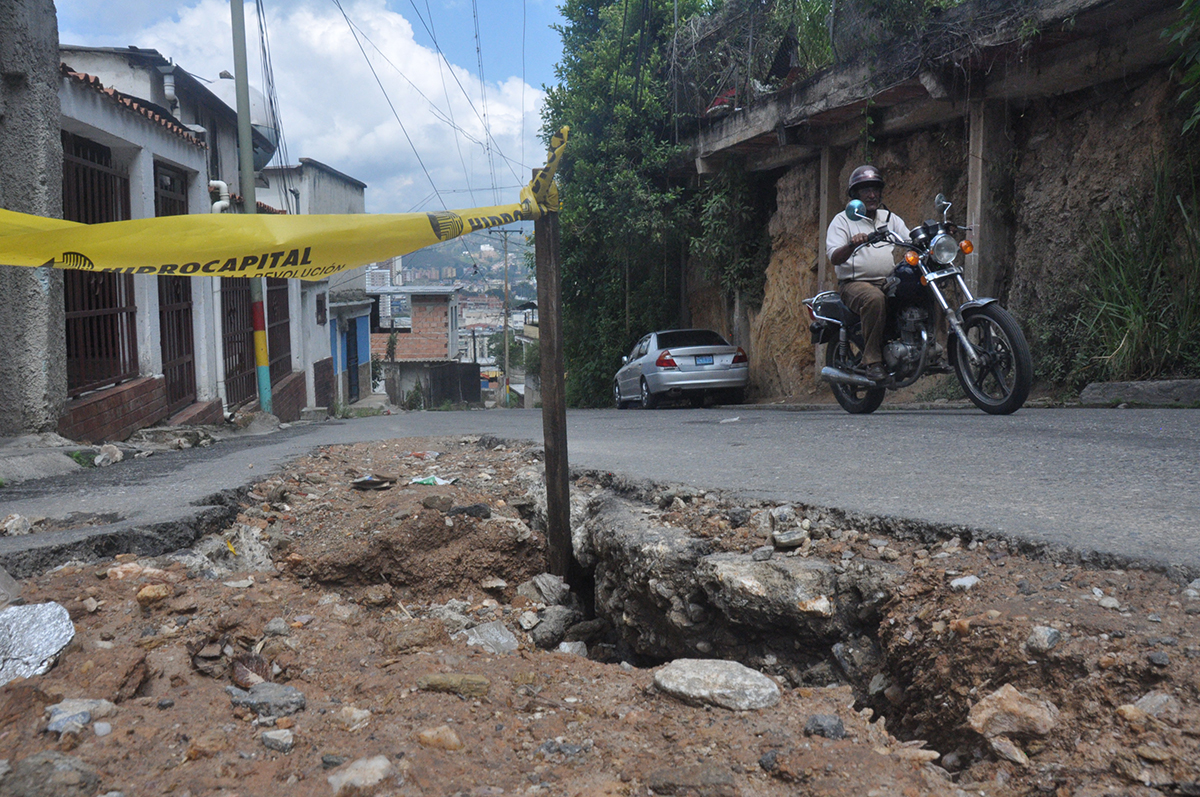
[[2, 435, 1197, 797]]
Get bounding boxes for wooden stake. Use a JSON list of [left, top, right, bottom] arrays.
[[535, 209, 571, 580]]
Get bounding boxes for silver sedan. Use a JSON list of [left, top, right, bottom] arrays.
[[613, 329, 748, 409]]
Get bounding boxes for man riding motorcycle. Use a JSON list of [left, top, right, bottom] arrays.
[[824, 165, 909, 383]]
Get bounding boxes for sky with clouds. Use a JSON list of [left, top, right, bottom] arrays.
[[55, 0, 564, 215]]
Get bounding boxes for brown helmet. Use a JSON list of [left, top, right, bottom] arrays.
[[847, 164, 884, 197]]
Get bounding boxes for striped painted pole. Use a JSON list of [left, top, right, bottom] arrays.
[[251, 288, 273, 414]]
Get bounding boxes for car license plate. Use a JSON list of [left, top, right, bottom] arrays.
[[695, 354, 713, 365]]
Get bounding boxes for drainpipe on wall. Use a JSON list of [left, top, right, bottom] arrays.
[[157, 63, 178, 113], [210, 181, 232, 420]]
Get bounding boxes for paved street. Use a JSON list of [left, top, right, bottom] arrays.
[[2, 406, 1197, 576]]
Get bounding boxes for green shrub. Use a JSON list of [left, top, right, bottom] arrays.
[[402, 385, 424, 411], [1075, 161, 1200, 382], [68, 450, 96, 467]]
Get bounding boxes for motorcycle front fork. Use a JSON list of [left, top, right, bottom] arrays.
[[927, 274, 983, 367]]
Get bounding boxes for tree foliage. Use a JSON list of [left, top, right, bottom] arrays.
[[542, 0, 841, 406], [543, 0, 704, 406], [1168, 0, 1200, 133], [691, 163, 773, 301]]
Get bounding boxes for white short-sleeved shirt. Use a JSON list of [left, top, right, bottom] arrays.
[[826, 208, 909, 282]]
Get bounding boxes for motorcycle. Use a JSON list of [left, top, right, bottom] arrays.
[[803, 194, 1032, 415]]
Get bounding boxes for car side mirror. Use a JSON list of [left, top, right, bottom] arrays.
[[622, 355, 629, 365]]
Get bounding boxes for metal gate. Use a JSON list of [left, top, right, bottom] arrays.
[[61, 132, 137, 397], [221, 277, 257, 407], [154, 162, 195, 414], [266, 277, 292, 384], [158, 277, 196, 414]]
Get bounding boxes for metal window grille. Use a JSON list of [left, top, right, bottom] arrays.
[[266, 277, 292, 384], [221, 277, 257, 406], [61, 132, 138, 397], [154, 162, 188, 217], [158, 276, 196, 414], [154, 162, 196, 414]]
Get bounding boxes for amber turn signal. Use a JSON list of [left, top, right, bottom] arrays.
[[960, 239, 974, 254], [904, 250, 920, 266]]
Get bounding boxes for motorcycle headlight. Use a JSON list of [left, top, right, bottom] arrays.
[[930, 233, 959, 265]]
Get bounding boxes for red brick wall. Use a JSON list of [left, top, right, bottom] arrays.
[[167, 399, 224, 427], [58, 377, 170, 443], [387, 299, 452, 360]]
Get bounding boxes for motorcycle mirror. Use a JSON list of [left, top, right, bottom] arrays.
[[935, 193, 952, 220], [845, 199, 868, 221]]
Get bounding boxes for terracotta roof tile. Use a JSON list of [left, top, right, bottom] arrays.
[[60, 63, 205, 148]]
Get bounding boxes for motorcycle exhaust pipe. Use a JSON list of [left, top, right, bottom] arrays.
[[821, 366, 878, 389]]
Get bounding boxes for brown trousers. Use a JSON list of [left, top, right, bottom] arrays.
[[839, 279, 887, 366]]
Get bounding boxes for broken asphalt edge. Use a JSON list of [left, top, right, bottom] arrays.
[[571, 467, 1200, 586], [0, 489, 245, 579]]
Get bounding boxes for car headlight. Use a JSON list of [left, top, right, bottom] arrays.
[[930, 233, 959, 266]]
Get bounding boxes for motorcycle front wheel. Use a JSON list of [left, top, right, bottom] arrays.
[[949, 304, 1032, 415], [826, 337, 886, 414]]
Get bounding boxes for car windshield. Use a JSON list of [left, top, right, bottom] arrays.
[[656, 330, 728, 349]]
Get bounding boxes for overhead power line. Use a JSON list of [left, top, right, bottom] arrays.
[[471, 0, 500, 205], [331, 0, 446, 210]]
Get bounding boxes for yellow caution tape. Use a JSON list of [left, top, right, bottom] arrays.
[[0, 127, 568, 281]]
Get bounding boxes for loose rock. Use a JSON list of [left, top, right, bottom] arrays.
[[225, 682, 306, 717], [803, 714, 846, 740], [261, 728, 294, 753], [416, 724, 464, 751], [653, 659, 780, 711], [968, 684, 1059, 738], [327, 755, 394, 795], [1026, 626, 1063, 654]]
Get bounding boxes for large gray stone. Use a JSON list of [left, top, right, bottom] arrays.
[[0, 603, 74, 687], [653, 658, 780, 711]]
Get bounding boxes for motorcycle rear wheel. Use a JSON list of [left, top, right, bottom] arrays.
[[826, 338, 886, 414], [949, 304, 1032, 415]]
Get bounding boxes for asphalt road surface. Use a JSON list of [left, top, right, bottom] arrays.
[[2, 406, 1197, 576]]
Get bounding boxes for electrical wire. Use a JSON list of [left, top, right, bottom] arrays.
[[471, 0, 500, 205], [342, 6, 527, 186], [424, 0, 476, 207], [521, 0, 526, 176], [331, 0, 447, 210], [255, 0, 298, 214]]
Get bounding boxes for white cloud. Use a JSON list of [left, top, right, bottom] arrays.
[[123, 0, 546, 214]]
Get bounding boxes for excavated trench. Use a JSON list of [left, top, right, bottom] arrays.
[[41, 433, 1189, 791], [558, 473, 961, 751], [525, 467, 1200, 776]]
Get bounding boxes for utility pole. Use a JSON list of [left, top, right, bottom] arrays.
[[230, 0, 272, 414]]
